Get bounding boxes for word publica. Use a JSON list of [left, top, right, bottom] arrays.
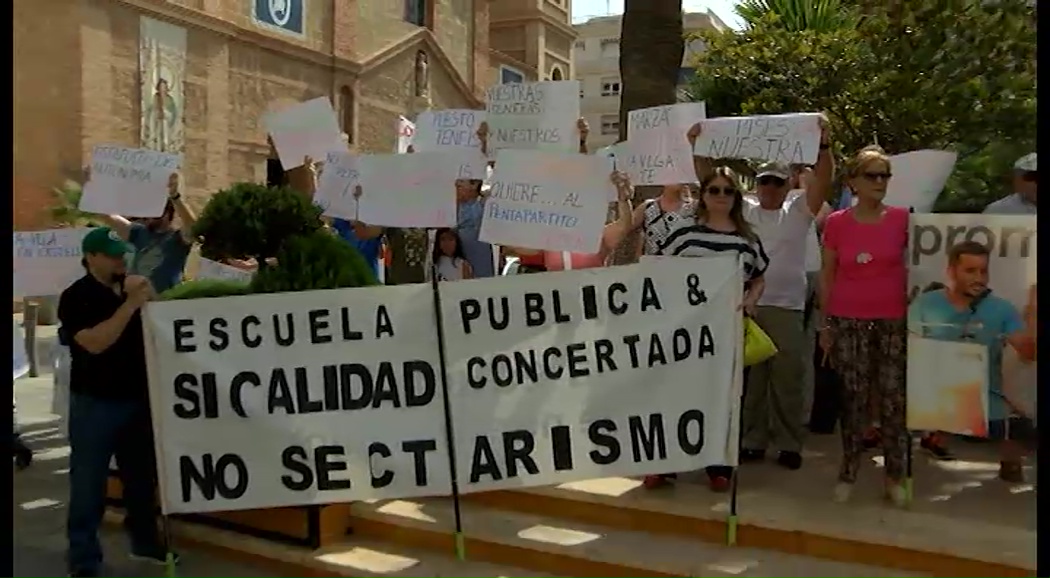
[[910, 222, 1035, 265], [487, 83, 546, 115], [177, 439, 440, 503], [465, 409, 706, 484]]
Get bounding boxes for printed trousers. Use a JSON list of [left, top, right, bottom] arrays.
[[827, 316, 908, 483]]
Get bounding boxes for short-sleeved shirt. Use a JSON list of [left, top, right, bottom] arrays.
[[57, 275, 147, 400], [457, 199, 496, 278], [743, 192, 814, 310], [908, 289, 1025, 420], [128, 223, 191, 294], [657, 218, 770, 285], [641, 198, 698, 256], [822, 206, 909, 320], [332, 219, 383, 277], [983, 193, 1036, 215]]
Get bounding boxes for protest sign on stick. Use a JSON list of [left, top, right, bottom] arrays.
[[412, 109, 489, 177], [692, 113, 822, 165], [265, 97, 345, 169], [485, 81, 580, 155], [13, 228, 91, 297], [356, 151, 475, 228], [620, 102, 707, 186], [439, 256, 743, 492], [79, 146, 181, 217], [480, 150, 612, 253], [884, 150, 958, 213], [314, 151, 361, 221], [143, 284, 452, 514], [196, 258, 253, 284]]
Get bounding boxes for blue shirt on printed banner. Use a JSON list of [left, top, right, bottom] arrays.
[[908, 289, 1024, 421]]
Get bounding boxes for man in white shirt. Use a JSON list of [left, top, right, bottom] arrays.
[[984, 153, 1036, 215], [741, 137, 832, 470]]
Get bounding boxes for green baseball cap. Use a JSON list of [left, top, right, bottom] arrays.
[[81, 227, 131, 257]]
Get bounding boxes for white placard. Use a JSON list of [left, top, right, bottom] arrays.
[[143, 285, 452, 514], [440, 256, 743, 492], [396, 115, 415, 154], [485, 81, 581, 155], [79, 146, 181, 218], [885, 150, 958, 213], [620, 102, 707, 186], [412, 109, 489, 177], [13, 228, 90, 297], [314, 151, 361, 221], [480, 150, 613, 253], [356, 152, 477, 228], [13, 318, 28, 381], [196, 258, 253, 284], [593, 144, 620, 201], [265, 97, 345, 170], [693, 113, 822, 165], [909, 214, 1036, 310]]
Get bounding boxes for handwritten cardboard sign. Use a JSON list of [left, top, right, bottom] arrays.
[[79, 146, 181, 218], [412, 109, 489, 177], [196, 258, 253, 284], [13, 228, 90, 297], [396, 115, 415, 154], [885, 150, 958, 213], [265, 97, 345, 169], [485, 80, 580, 155], [693, 112, 822, 165], [620, 102, 707, 186], [356, 151, 472, 228], [480, 150, 612, 253], [314, 152, 361, 221]]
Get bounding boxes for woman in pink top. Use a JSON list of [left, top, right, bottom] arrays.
[[818, 145, 909, 507]]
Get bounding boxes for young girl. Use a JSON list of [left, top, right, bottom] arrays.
[[431, 228, 474, 282]]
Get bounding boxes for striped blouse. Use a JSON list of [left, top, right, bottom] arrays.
[[656, 218, 770, 284]]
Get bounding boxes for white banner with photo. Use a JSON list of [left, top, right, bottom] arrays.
[[439, 257, 743, 493], [143, 285, 452, 514]]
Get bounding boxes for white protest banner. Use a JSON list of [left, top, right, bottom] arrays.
[[620, 102, 707, 186], [265, 97, 345, 170], [480, 150, 613, 253], [79, 146, 181, 217], [905, 336, 989, 436], [693, 113, 822, 165], [485, 81, 580, 155], [885, 150, 958, 212], [909, 214, 1036, 310], [143, 285, 451, 514], [356, 151, 474, 228], [396, 115, 415, 154], [196, 258, 253, 284], [412, 109, 489, 177], [440, 256, 742, 492], [13, 228, 90, 297], [314, 151, 360, 221]]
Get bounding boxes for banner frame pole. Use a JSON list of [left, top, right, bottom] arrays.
[[429, 269, 467, 560], [904, 206, 915, 506]]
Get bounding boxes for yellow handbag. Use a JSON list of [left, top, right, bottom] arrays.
[[743, 316, 778, 367]]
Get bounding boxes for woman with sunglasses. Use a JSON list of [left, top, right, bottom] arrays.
[[608, 167, 769, 493], [818, 145, 909, 506]]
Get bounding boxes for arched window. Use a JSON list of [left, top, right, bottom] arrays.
[[339, 85, 354, 143], [551, 66, 564, 81]]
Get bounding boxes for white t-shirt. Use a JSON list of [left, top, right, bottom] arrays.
[[804, 223, 821, 273], [435, 256, 466, 281], [743, 190, 814, 310]]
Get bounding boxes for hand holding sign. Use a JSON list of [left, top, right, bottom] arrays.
[[693, 113, 822, 165], [80, 145, 182, 218], [265, 98, 345, 169]]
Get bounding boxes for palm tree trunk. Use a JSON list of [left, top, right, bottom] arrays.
[[612, 0, 685, 265]]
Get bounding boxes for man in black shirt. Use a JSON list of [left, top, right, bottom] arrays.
[[58, 227, 176, 577]]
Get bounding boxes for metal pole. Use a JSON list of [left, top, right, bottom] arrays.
[[24, 301, 39, 378]]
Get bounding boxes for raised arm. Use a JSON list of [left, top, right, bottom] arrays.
[[804, 115, 834, 216], [167, 173, 198, 244], [602, 171, 646, 253]]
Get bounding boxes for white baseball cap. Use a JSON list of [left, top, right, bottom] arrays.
[[1014, 152, 1037, 172]]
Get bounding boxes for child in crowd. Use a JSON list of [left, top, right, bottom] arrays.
[[431, 228, 474, 282]]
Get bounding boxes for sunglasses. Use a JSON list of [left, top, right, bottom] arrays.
[[705, 186, 738, 197], [757, 176, 786, 187], [1021, 171, 1037, 183], [861, 172, 892, 182]]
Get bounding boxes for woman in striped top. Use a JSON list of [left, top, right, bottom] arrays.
[[608, 167, 769, 493]]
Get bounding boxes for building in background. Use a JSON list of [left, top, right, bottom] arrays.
[[14, 0, 572, 229], [573, 11, 726, 148]]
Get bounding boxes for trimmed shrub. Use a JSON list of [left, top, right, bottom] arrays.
[[252, 230, 378, 294], [159, 278, 253, 301]]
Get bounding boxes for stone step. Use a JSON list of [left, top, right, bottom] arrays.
[[350, 497, 926, 577]]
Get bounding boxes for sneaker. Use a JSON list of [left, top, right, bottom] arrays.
[[833, 482, 853, 503], [642, 473, 676, 489], [920, 435, 955, 461], [740, 449, 766, 463], [776, 451, 803, 470], [998, 461, 1025, 483], [129, 549, 180, 566], [708, 475, 731, 493]]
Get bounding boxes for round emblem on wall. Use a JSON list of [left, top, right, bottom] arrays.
[[269, 0, 291, 26]]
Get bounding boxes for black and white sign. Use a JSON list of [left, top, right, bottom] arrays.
[[252, 0, 305, 37]]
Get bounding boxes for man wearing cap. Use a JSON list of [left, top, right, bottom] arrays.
[[984, 153, 1036, 215], [58, 228, 174, 577], [738, 117, 833, 471]]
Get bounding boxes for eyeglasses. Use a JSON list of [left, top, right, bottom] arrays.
[[861, 172, 892, 182], [757, 176, 786, 187], [705, 186, 738, 197], [1021, 171, 1037, 183]]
